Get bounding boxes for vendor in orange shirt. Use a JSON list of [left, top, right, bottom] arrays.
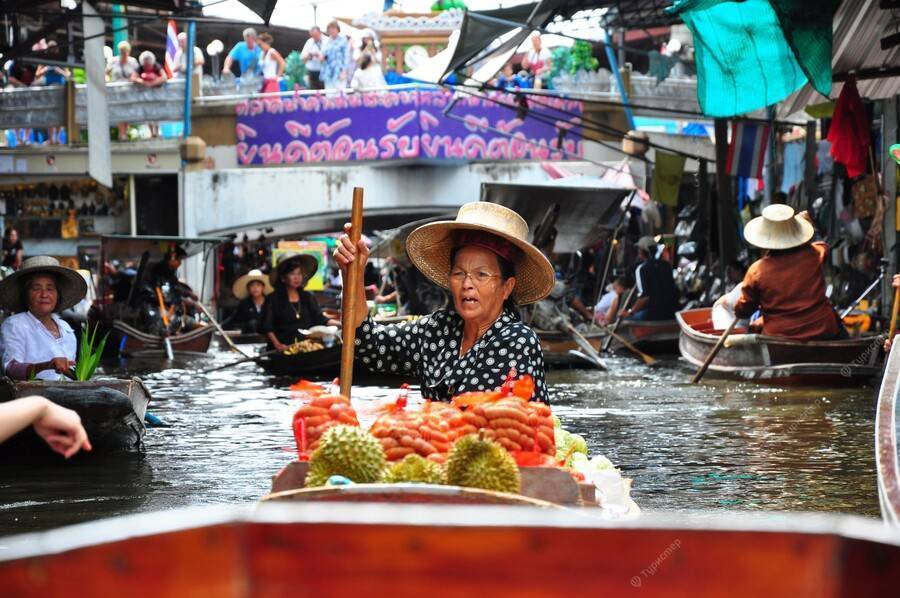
[[716, 204, 844, 341]]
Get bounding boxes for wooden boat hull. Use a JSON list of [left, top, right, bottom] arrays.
[[113, 320, 214, 356], [539, 320, 679, 367], [258, 346, 406, 383], [876, 342, 900, 525], [677, 308, 881, 384], [1, 505, 899, 596], [539, 330, 604, 368], [0, 378, 150, 459]]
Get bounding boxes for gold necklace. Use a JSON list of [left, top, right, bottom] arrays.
[[289, 300, 301, 320]]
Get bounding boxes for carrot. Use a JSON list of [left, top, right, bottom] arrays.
[[537, 425, 554, 440], [463, 412, 489, 427], [310, 395, 348, 408], [385, 447, 415, 460], [301, 415, 331, 427], [427, 452, 447, 464], [413, 438, 437, 456], [336, 411, 358, 425], [380, 437, 399, 449], [536, 431, 554, 452], [497, 437, 523, 452], [430, 440, 451, 453], [294, 405, 329, 418], [483, 406, 528, 423], [399, 435, 416, 448]]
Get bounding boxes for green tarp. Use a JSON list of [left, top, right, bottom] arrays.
[[667, 0, 838, 117]]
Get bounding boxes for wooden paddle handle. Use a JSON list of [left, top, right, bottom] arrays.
[[155, 287, 170, 327], [889, 285, 900, 341], [340, 188, 364, 398], [692, 316, 738, 384]]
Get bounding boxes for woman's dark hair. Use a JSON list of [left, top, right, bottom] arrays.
[[20, 272, 64, 313], [359, 53, 373, 71], [449, 246, 518, 312], [3, 227, 15, 242]]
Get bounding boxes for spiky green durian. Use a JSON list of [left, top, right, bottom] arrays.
[[445, 434, 520, 494], [305, 425, 386, 487], [381, 454, 446, 484]]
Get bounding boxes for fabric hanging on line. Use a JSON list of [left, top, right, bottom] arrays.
[[780, 141, 805, 193], [666, 0, 838, 117], [816, 140, 833, 175], [826, 77, 870, 179], [726, 121, 770, 179], [651, 151, 686, 207]]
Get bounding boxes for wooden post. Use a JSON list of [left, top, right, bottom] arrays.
[[804, 120, 817, 209], [340, 188, 365, 398], [884, 95, 899, 320], [713, 118, 732, 283], [65, 79, 77, 146], [698, 159, 711, 269]]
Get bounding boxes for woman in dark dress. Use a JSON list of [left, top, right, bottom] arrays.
[[225, 269, 273, 334], [261, 253, 340, 352]]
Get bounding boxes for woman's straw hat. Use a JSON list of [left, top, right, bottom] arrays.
[[0, 255, 88, 312], [270, 253, 319, 286], [743, 204, 814, 250], [232, 268, 274, 299], [406, 202, 554, 305]]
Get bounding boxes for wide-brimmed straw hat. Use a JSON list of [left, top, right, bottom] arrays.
[[232, 268, 274, 299], [0, 255, 88, 312], [405, 201, 554, 305], [743, 204, 814, 250], [270, 252, 319, 286]]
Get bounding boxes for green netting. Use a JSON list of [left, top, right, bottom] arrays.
[[667, 0, 838, 117]]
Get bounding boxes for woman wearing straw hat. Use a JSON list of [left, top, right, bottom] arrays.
[[261, 253, 340, 352], [335, 202, 555, 403], [717, 204, 844, 341], [223, 269, 274, 334], [0, 256, 88, 381]]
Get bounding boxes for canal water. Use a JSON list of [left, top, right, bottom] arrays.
[[0, 345, 879, 535]]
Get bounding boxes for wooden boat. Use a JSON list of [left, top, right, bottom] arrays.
[[0, 377, 150, 459], [257, 346, 407, 383], [539, 320, 679, 367], [538, 329, 605, 368], [1, 504, 899, 595], [113, 320, 215, 357], [605, 318, 680, 354], [876, 341, 900, 525], [221, 330, 265, 345], [677, 307, 882, 384]]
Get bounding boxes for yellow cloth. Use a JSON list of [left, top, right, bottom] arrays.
[[61, 217, 79, 239], [652, 151, 686, 207]]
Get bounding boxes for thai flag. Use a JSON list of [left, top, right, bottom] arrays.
[[726, 121, 770, 179], [164, 19, 178, 78]]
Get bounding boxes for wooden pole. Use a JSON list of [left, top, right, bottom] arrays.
[[340, 188, 364, 398], [604, 328, 656, 365], [713, 118, 733, 287], [888, 286, 900, 343], [691, 316, 738, 384]]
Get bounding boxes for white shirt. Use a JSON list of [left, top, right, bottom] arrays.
[[173, 46, 204, 77], [526, 47, 552, 72], [107, 55, 139, 81], [594, 290, 618, 320], [351, 65, 386, 90], [1, 312, 77, 381], [261, 49, 279, 79], [300, 37, 328, 72]]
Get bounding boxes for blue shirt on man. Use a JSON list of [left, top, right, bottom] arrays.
[[228, 41, 262, 76]]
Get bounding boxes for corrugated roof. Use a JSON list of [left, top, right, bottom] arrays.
[[779, 0, 900, 117]]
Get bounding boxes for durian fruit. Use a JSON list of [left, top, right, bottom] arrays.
[[381, 454, 446, 485], [445, 433, 520, 494], [305, 425, 386, 487]]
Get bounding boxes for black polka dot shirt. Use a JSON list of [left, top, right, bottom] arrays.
[[355, 307, 550, 404]]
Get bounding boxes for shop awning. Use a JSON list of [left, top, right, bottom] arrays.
[[101, 235, 228, 260]]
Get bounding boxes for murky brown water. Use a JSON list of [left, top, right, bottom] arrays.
[[0, 345, 879, 536]]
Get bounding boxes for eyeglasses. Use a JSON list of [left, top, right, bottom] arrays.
[[449, 269, 501, 285]]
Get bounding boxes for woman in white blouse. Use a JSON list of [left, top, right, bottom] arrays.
[[0, 256, 87, 381]]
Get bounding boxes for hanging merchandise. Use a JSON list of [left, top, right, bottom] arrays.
[[651, 151, 686, 207], [826, 76, 870, 179], [726, 121, 770, 179], [780, 141, 805, 193], [851, 174, 878, 220], [666, 0, 838, 117]]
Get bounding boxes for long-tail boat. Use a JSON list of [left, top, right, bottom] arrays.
[[0, 504, 898, 595], [677, 307, 881, 384], [0, 377, 150, 459]]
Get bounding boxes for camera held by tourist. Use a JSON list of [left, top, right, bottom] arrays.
[[300, 26, 328, 90]]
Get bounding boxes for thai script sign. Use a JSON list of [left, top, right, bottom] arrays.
[[234, 87, 583, 165]]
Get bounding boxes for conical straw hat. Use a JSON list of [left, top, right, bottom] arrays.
[[0, 255, 88, 312], [743, 204, 814, 250], [405, 202, 555, 305], [232, 269, 274, 299]]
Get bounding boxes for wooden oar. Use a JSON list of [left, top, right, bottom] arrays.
[[604, 328, 656, 365], [340, 187, 365, 398], [565, 324, 607, 370], [601, 286, 636, 352], [691, 316, 738, 384], [155, 286, 174, 360], [198, 347, 282, 375], [196, 301, 251, 358]]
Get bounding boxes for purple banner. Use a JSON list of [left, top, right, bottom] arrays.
[[234, 88, 583, 165]]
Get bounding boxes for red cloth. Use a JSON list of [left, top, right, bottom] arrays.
[[734, 242, 842, 341], [827, 77, 869, 179]]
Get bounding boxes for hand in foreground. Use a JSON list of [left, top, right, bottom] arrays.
[[893, 274, 900, 290], [32, 398, 92, 458], [50, 357, 76, 374], [333, 222, 370, 276]]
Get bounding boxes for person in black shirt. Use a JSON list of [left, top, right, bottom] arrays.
[[622, 236, 678, 321], [261, 253, 340, 351], [223, 269, 273, 334], [2, 228, 24, 271]]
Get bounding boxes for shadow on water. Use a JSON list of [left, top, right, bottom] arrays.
[[0, 346, 881, 534]]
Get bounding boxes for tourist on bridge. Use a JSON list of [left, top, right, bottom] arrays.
[[321, 21, 350, 90], [223, 28, 262, 78], [300, 26, 328, 90], [223, 269, 273, 335], [107, 40, 140, 140], [622, 236, 677, 321], [261, 254, 340, 353], [173, 31, 205, 78], [257, 33, 285, 93], [719, 204, 844, 340], [0, 256, 87, 381], [521, 33, 552, 90], [351, 53, 386, 90], [334, 202, 554, 403]]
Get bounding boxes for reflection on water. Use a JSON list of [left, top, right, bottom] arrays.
[[0, 346, 879, 535]]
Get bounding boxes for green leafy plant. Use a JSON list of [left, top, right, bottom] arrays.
[[71, 323, 109, 382]]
